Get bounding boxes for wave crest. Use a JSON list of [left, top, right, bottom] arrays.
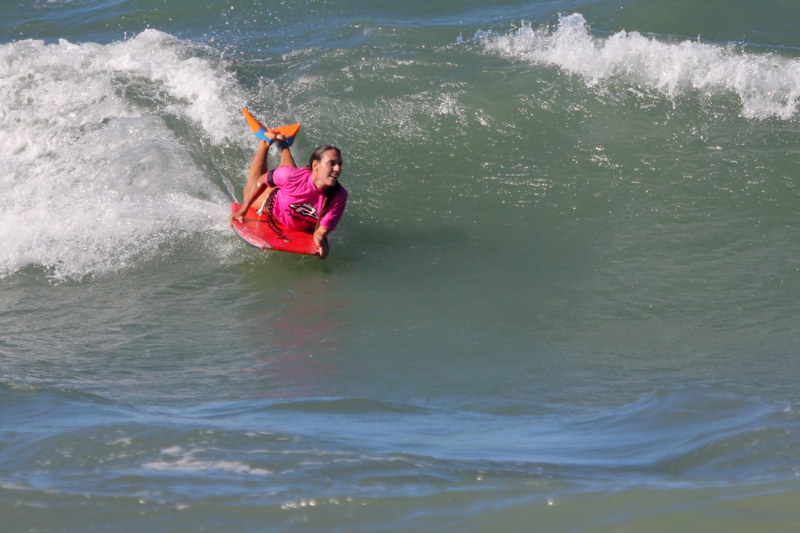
[[482, 13, 800, 120], [0, 30, 241, 280]]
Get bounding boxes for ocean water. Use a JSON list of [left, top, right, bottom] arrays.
[[3, 0, 800, 530]]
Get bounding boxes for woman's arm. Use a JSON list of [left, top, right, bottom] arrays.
[[229, 174, 267, 225]]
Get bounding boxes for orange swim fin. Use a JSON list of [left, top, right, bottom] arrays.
[[242, 108, 301, 145], [273, 123, 301, 139]]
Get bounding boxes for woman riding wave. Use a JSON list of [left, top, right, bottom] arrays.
[[229, 117, 347, 259]]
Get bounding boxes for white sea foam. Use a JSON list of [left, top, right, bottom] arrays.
[[144, 446, 271, 475], [0, 30, 245, 280], [481, 13, 800, 120], [144, 457, 272, 475]]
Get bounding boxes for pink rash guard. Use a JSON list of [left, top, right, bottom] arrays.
[[268, 166, 348, 232]]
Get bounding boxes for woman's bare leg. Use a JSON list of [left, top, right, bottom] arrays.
[[244, 140, 271, 200]]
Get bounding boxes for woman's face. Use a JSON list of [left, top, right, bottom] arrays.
[[312, 149, 342, 189]]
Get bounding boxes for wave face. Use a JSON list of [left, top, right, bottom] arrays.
[[3, 1, 800, 531]]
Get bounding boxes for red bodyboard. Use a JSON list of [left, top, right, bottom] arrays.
[[231, 203, 319, 257]]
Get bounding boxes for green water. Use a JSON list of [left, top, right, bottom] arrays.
[[3, 0, 800, 530]]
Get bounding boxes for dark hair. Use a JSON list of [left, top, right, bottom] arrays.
[[306, 145, 342, 170], [307, 145, 342, 228]]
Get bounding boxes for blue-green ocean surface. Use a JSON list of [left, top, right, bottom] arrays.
[[3, 0, 800, 530]]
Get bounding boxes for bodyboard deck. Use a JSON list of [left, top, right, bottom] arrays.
[[231, 203, 319, 257]]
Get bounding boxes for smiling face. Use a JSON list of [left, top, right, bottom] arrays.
[[311, 148, 343, 190]]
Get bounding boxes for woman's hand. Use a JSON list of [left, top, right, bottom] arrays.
[[228, 209, 246, 227], [313, 227, 330, 259]]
